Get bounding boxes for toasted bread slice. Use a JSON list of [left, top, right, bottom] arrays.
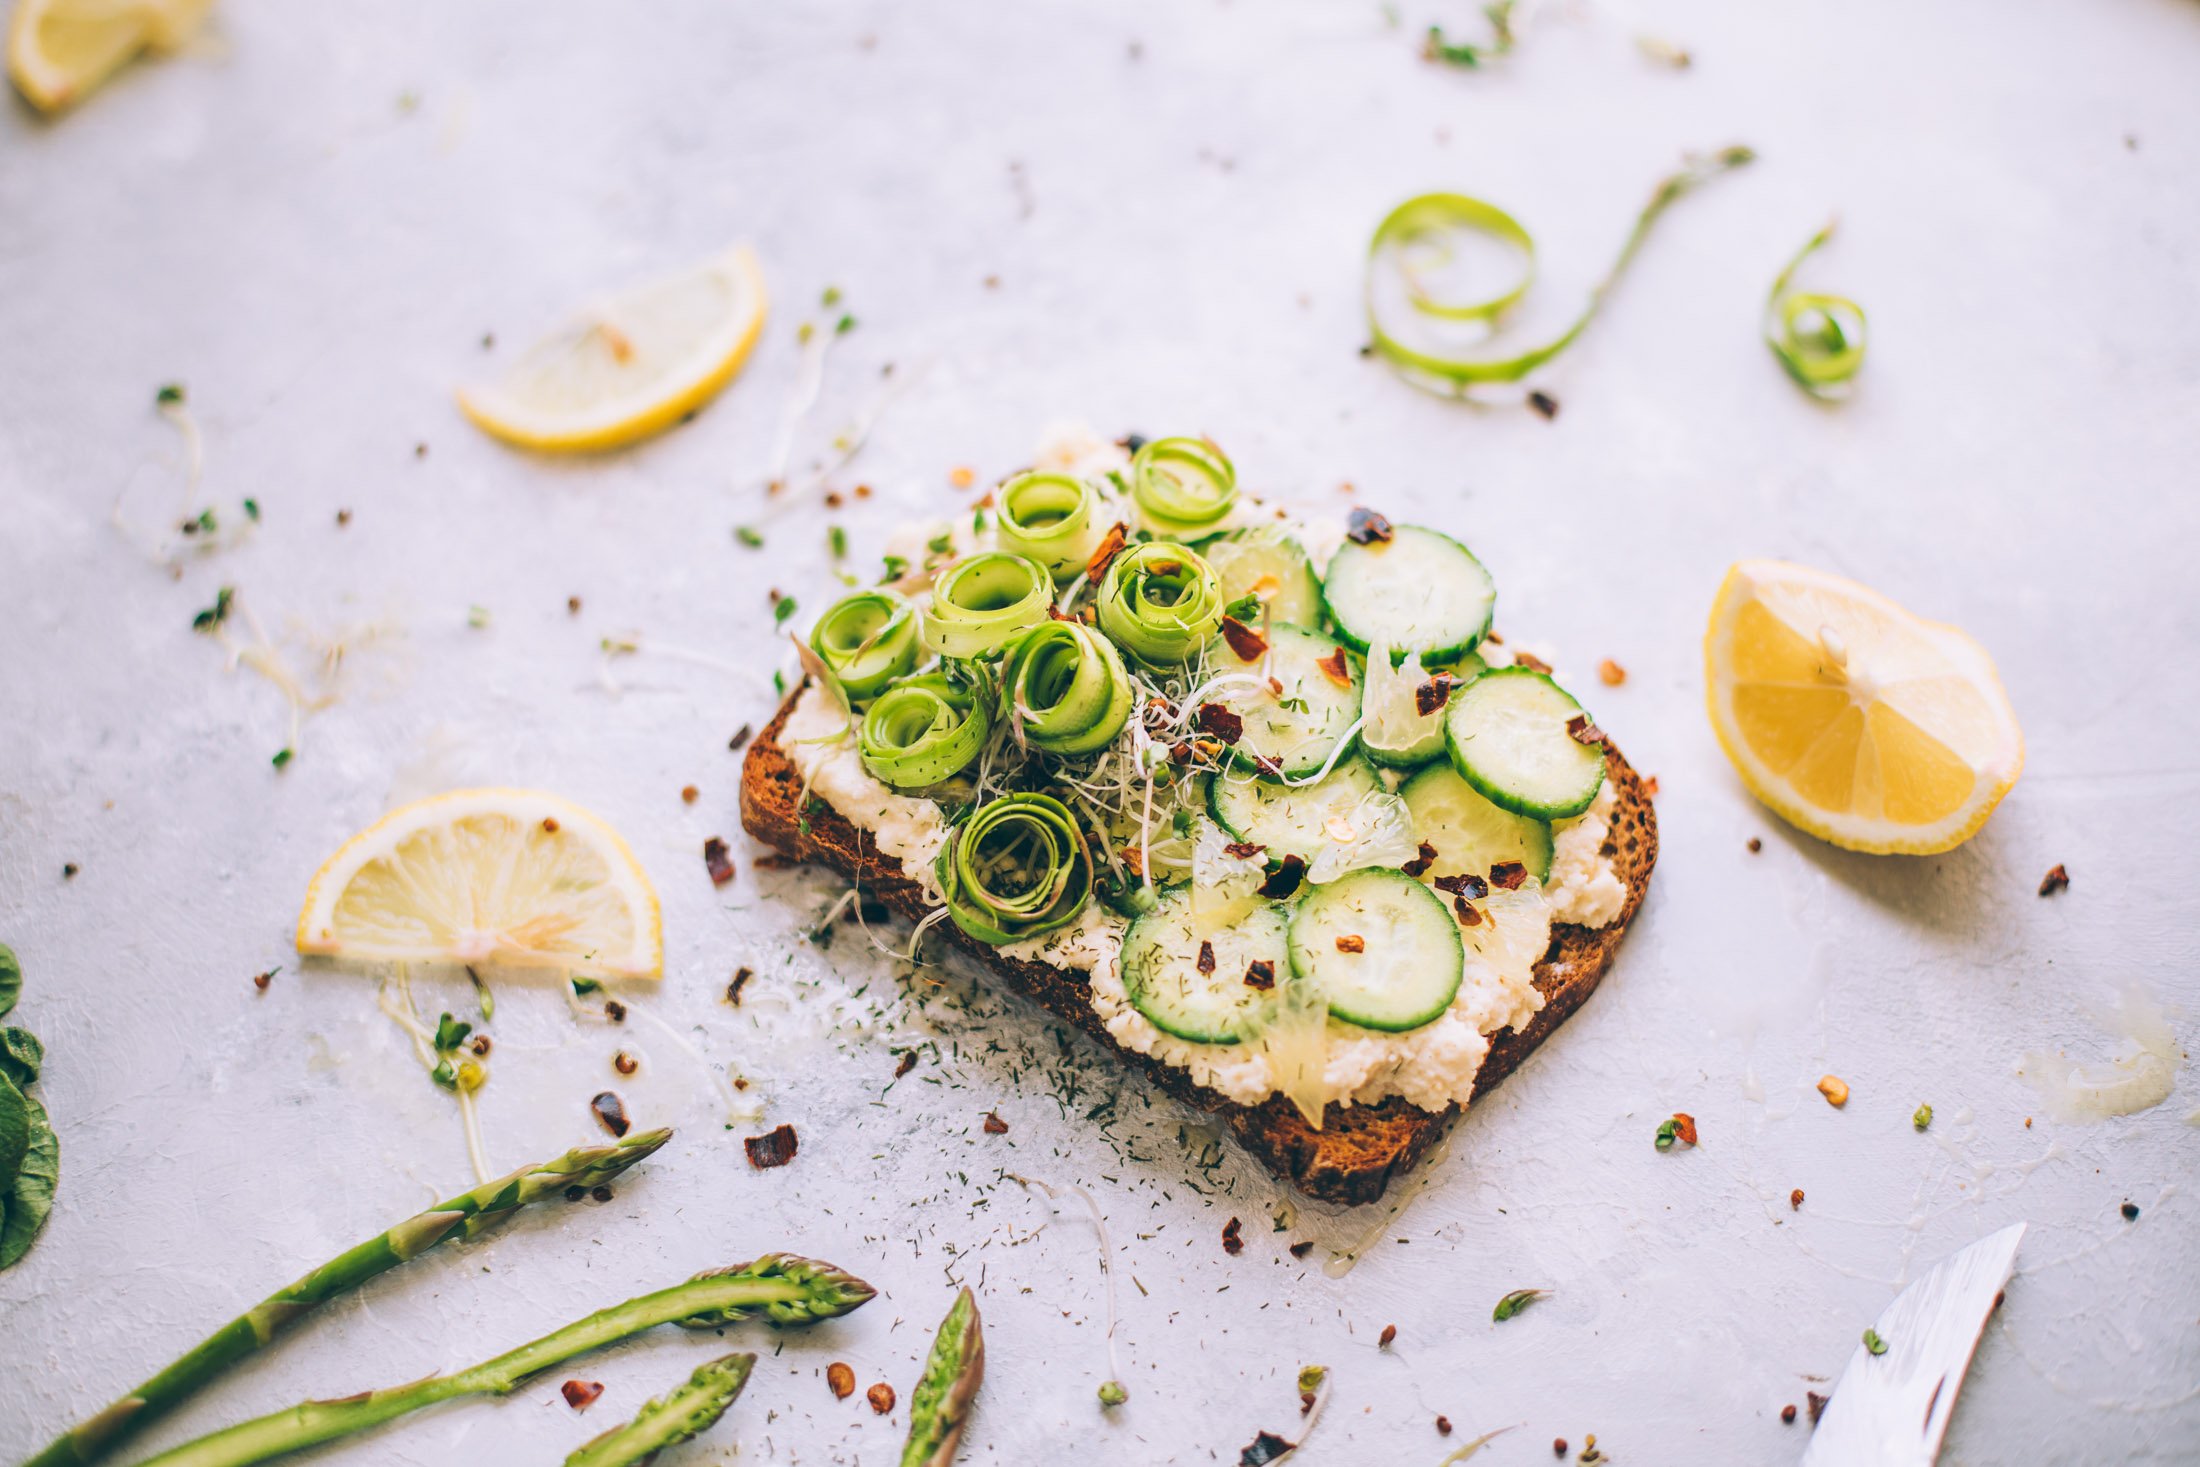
[[740, 686, 1658, 1204]]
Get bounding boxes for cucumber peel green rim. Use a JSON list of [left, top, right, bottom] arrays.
[[1365, 146, 1755, 392], [860, 675, 990, 790], [921, 552, 1053, 659], [936, 793, 1095, 945], [999, 620, 1134, 756], [809, 590, 921, 703], [1765, 219, 1866, 397], [1096, 541, 1224, 666], [995, 471, 1101, 581], [1129, 437, 1238, 538]]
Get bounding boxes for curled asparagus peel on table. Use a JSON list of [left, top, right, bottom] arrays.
[[900, 1287, 985, 1467], [131, 1254, 876, 1467], [563, 1352, 756, 1467], [1764, 219, 1867, 396], [25, 1129, 676, 1467]]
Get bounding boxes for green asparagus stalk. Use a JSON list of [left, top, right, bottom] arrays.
[[563, 1352, 755, 1467], [26, 1129, 675, 1467], [900, 1287, 985, 1467], [133, 1254, 874, 1467]]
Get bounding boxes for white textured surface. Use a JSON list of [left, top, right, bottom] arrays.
[[4, 2, 2199, 1464]]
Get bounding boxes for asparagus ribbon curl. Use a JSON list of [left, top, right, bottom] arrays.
[[936, 793, 1095, 944]]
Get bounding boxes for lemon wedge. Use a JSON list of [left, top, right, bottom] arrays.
[[458, 245, 767, 453], [298, 788, 663, 978], [7, 0, 210, 113], [1706, 560, 2022, 855]]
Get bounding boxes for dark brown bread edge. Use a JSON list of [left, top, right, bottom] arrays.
[[739, 686, 1659, 1204]]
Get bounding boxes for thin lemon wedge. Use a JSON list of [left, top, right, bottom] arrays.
[[458, 244, 767, 453], [1706, 560, 2022, 855], [298, 789, 663, 978], [7, 0, 210, 114]]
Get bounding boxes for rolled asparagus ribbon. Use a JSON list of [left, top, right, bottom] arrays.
[[809, 590, 920, 703], [1096, 541, 1223, 666], [920, 551, 1054, 659], [1765, 219, 1866, 397], [859, 675, 989, 789], [999, 620, 1134, 756], [995, 471, 1102, 581], [1364, 146, 1755, 392], [1129, 437, 1238, 538], [936, 792, 1094, 945]]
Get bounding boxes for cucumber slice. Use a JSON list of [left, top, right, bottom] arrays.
[[1443, 666, 1606, 820], [1204, 623, 1361, 780], [1120, 883, 1291, 1044], [1208, 758, 1387, 865], [1321, 525, 1496, 662], [1398, 762, 1553, 884], [1285, 867, 1463, 1033], [1205, 527, 1325, 628], [1360, 645, 1487, 769]]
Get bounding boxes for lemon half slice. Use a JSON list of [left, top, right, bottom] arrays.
[[7, 0, 210, 113], [298, 788, 663, 978], [1706, 560, 2022, 855], [458, 245, 767, 453]]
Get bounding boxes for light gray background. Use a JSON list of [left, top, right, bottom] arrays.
[[3, 1, 2197, 1463]]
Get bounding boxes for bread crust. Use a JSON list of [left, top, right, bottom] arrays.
[[739, 687, 1658, 1204]]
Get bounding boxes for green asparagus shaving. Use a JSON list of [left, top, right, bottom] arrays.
[[1491, 1287, 1548, 1322], [900, 1287, 985, 1467], [936, 793, 1095, 945], [1765, 220, 1866, 397], [810, 590, 922, 703], [860, 674, 990, 789], [1422, 1, 1515, 68], [1096, 541, 1223, 666], [998, 620, 1134, 756], [995, 471, 1103, 582], [921, 552, 1054, 659], [1129, 437, 1237, 539], [1364, 147, 1755, 394], [25, 1131, 676, 1467], [564, 1352, 755, 1467], [131, 1254, 874, 1467]]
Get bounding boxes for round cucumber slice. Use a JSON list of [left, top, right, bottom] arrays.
[[1285, 867, 1463, 1033], [1208, 758, 1387, 865], [1398, 762, 1553, 884], [1205, 527, 1325, 628], [1120, 883, 1291, 1044], [1443, 666, 1606, 820], [1320, 525, 1495, 663], [1203, 622, 1361, 780]]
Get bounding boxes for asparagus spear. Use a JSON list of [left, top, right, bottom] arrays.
[[134, 1254, 874, 1467], [563, 1352, 755, 1467], [26, 1129, 675, 1467], [900, 1287, 984, 1467]]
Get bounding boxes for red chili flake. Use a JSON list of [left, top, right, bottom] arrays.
[[1267, 676, 1284, 697], [1221, 1216, 1245, 1254], [744, 1123, 800, 1169], [1489, 861, 1528, 891], [827, 1362, 856, 1399], [252, 967, 277, 992], [1197, 703, 1244, 744], [1437, 1416, 1454, 1435], [1552, 1440, 1568, 1458], [561, 1380, 604, 1410], [542, 816, 561, 834], [1434, 872, 1488, 899], [894, 1049, 918, 1079], [867, 1382, 896, 1414], [1598, 658, 1627, 686], [1335, 934, 1365, 954], [1565, 713, 1607, 747], [1672, 1112, 1698, 1146], [1790, 1188, 1805, 1210], [1512, 650, 1553, 675], [855, 483, 874, 499], [1781, 1404, 1798, 1425], [1258, 855, 1306, 899], [1379, 1324, 1397, 1349], [1414, 675, 1456, 717], [1220, 616, 1269, 661], [1289, 1240, 1315, 1259], [2038, 864, 2070, 897], [1453, 895, 1483, 927], [1085, 522, 1130, 580], [1747, 837, 1763, 854], [680, 784, 700, 804], [1046, 603, 1074, 622], [470, 1034, 492, 1056], [1196, 940, 1217, 975], [1314, 646, 1354, 687], [603, 999, 627, 1023], [727, 967, 753, 1005], [1402, 840, 1438, 878], [1222, 840, 1267, 860], [590, 1091, 630, 1138], [1240, 1431, 1295, 1465], [1250, 753, 1284, 779], [824, 491, 844, 509], [727, 723, 754, 751], [1243, 960, 1276, 990], [704, 836, 736, 886], [1345, 507, 1394, 545], [983, 1111, 1009, 1134], [1807, 1391, 1831, 1425], [1527, 389, 1561, 420]]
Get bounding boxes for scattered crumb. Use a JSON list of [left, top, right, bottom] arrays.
[[1289, 1240, 1315, 1259], [1781, 1403, 1797, 1424], [567, 596, 582, 615], [561, 1380, 604, 1410], [1790, 1188, 1804, 1210], [1553, 1440, 1567, 1458], [62, 863, 78, 879], [1807, 1391, 1831, 1425], [983, 1111, 1008, 1134], [1747, 837, 1762, 853], [1222, 1217, 1244, 1255], [1436, 1416, 1452, 1435], [252, 968, 276, 992], [827, 1362, 855, 1399], [1817, 1075, 1849, 1107], [867, 1382, 895, 1414], [726, 967, 752, 1005], [2122, 1201, 2139, 1221], [1527, 390, 1560, 419], [1597, 658, 1626, 686], [1379, 1324, 1397, 1349], [949, 465, 976, 489], [681, 785, 699, 804], [414, 442, 428, 459], [335, 508, 352, 527], [2038, 864, 2070, 897]]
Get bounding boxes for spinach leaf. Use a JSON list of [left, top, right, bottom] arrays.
[[0, 1028, 40, 1088], [0, 1073, 28, 1186], [0, 945, 19, 1019], [0, 1094, 58, 1270]]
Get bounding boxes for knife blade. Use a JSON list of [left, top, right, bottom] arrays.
[[1799, 1221, 2026, 1467]]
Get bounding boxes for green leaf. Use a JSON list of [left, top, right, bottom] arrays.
[[1862, 1327, 1887, 1356], [0, 945, 18, 1019], [735, 525, 765, 548], [0, 1073, 28, 1188], [1912, 1103, 1933, 1131], [773, 595, 799, 626], [0, 1094, 59, 1271], [1655, 1117, 1679, 1150], [572, 977, 605, 997], [0, 1029, 41, 1088], [1491, 1287, 1547, 1322], [155, 383, 186, 406], [433, 1013, 472, 1052]]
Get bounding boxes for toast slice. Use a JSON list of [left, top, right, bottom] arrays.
[[740, 686, 1658, 1204]]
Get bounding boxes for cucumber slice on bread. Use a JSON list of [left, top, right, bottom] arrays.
[[1285, 867, 1463, 1032], [1205, 527, 1325, 629], [1321, 525, 1495, 663], [1203, 622, 1361, 780], [1121, 884, 1290, 1044], [1443, 665, 1606, 820], [1399, 762, 1553, 884], [1208, 758, 1387, 866]]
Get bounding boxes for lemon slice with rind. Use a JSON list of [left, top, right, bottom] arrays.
[[458, 245, 767, 453], [298, 789, 663, 978], [7, 0, 210, 113], [1706, 560, 2022, 855]]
